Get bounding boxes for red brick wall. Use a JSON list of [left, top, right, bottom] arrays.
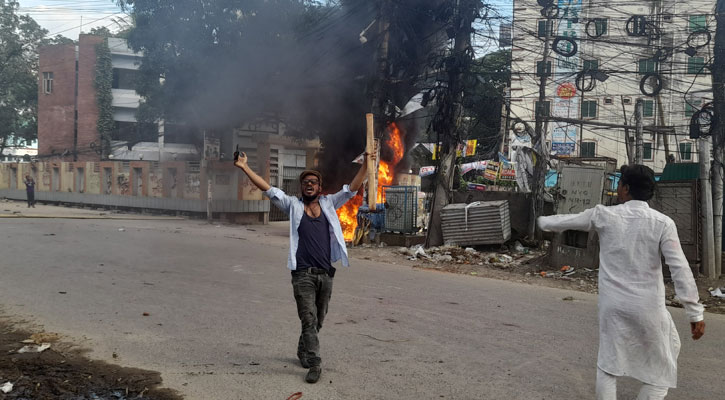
[[76, 35, 104, 162], [38, 44, 76, 160]]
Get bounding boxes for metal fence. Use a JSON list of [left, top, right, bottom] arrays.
[[269, 167, 304, 221], [383, 185, 417, 234]]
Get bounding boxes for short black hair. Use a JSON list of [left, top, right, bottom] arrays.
[[620, 164, 656, 201]]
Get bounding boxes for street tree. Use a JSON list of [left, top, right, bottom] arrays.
[[0, 0, 48, 154]]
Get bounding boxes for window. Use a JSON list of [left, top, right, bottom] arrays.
[[535, 100, 551, 118], [679, 142, 693, 161], [112, 68, 138, 90], [687, 56, 705, 75], [604, 97, 614, 105], [43, 72, 53, 94], [581, 100, 598, 118], [537, 20, 552, 38], [643, 142, 653, 161], [537, 60, 552, 77], [582, 59, 599, 72], [689, 15, 707, 32], [581, 142, 596, 157], [622, 97, 632, 105], [594, 19, 608, 36], [638, 59, 658, 75], [685, 99, 703, 118], [642, 100, 655, 117]]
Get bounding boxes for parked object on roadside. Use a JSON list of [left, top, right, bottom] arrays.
[[440, 201, 511, 246]]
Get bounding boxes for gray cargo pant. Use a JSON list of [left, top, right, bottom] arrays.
[[291, 267, 333, 367]]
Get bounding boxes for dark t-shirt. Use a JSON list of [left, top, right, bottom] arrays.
[[296, 210, 333, 271], [25, 179, 35, 191]]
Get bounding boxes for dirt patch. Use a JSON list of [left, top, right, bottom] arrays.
[[350, 243, 725, 315], [0, 316, 181, 400]]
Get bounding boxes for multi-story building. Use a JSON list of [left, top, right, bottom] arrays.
[[509, 0, 715, 172], [28, 34, 319, 222]]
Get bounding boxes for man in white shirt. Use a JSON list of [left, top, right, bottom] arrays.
[[538, 164, 705, 399], [234, 151, 368, 384]]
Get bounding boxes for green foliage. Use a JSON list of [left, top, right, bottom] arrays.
[[94, 39, 114, 158], [0, 0, 47, 151]]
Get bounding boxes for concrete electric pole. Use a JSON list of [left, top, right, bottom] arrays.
[[634, 99, 644, 165], [426, 0, 476, 247], [528, 12, 553, 239], [711, 0, 725, 277]]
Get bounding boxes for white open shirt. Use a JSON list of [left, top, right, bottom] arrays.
[[538, 201, 704, 388]]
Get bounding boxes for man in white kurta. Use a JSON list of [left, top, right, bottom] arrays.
[[538, 165, 705, 399]]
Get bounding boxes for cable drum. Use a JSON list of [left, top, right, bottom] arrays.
[[625, 16, 647, 36], [687, 30, 711, 49], [652, 47, 672, 62], [540, 5, 559, 19], [639, 73, 663, 97], [585, 19, 606, 38], [511, 118, 532, 138], [576, 71, 597, 92], [690, 102, 715, 139], [552, 36, 577, 57]]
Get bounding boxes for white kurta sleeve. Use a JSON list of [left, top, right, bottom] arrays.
[[660, 221, 704, 323], [537, 206, 597, 233]]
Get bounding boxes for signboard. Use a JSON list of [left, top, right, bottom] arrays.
[[556, 165, 605, 214], [484, 161, 500, 182], [551, 0, 583, 157], [499, 162, 516, 181], [461, 160, 487, 175]]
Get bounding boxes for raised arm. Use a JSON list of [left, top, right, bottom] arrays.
[[537, 206, 597, 233], [234, 152, 271, 192], [660, 221, 705, 339]]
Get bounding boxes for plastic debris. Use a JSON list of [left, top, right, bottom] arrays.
[[560, 266, 571, 272], [118, 228, 125, 232], [465, 247, 477, 254], [710, 288, 725, 298], [1, 382, 12, 394], [18, 343, 51, 353]]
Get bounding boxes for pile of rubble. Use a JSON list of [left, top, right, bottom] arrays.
[[396, 243, 527, 268]]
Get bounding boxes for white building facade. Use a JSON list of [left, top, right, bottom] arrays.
[[509, 0, 715, 172]]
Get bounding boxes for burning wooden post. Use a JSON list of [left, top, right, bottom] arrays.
[[366, 113, 377, 210]]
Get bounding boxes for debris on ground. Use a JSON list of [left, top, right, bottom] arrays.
[[0, 319, 180, 400], [562, 296, 574, 301], [17, 343, 51, 354], [709, 287, 725, 298]]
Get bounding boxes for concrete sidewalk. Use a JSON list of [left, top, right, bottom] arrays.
[[0, 199, 183, 220]]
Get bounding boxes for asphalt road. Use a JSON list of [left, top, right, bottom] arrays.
[[1, 207, 723, 399]]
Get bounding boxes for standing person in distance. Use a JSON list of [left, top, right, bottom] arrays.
[[24, 174, 36, 208]]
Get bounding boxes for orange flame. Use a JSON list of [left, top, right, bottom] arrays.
[[337, 123, 405, 241]]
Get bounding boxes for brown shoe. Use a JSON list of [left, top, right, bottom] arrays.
[[305, 366, 321, 384]]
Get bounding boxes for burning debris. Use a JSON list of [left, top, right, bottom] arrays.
[[337, 122, 406, 242]]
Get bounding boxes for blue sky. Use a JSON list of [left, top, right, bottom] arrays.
[[17, 0, 125, 39]]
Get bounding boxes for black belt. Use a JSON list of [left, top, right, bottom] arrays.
[[292, 266, 335, 277]]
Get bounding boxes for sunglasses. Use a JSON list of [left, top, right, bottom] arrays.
[[301, 179, 319, 185]]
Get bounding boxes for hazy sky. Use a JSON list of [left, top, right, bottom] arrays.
[[17, 0, 125, 39]]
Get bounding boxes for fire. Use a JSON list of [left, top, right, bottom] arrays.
[[337, 123, 405, 241]]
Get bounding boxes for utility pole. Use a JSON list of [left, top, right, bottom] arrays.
[[621, 96, 633, 165], [700, 138, 716, 278], [528, 13, 553, 239], [426, 0, 476, 247], [711, 0, 725, 277], [635, 99, 644, 164]]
